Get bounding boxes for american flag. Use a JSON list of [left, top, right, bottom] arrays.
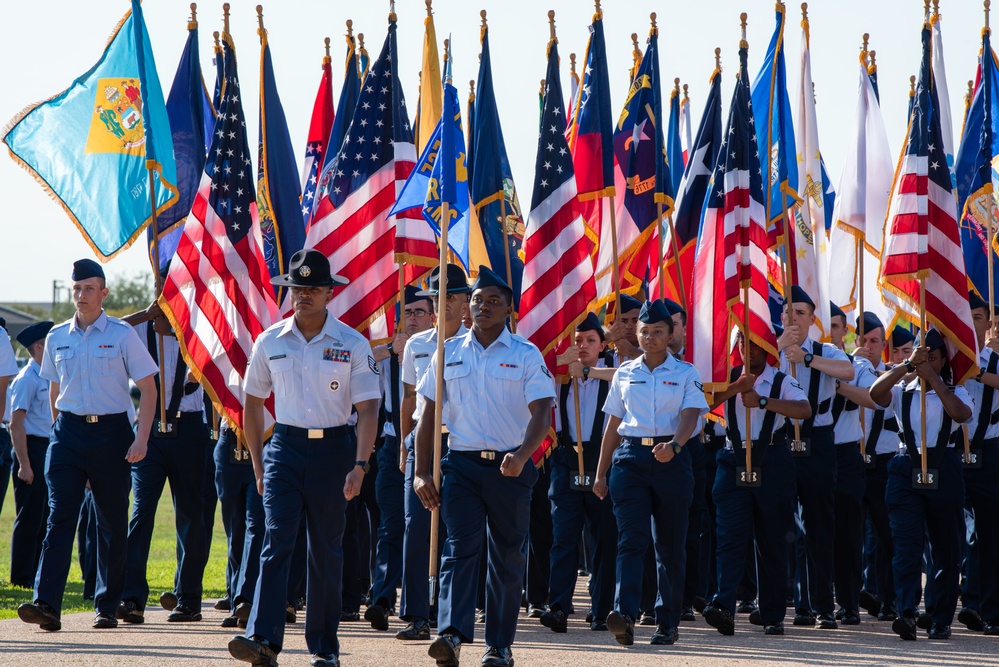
[[300, 46, 334, 230], [880, 21, 976, 384], [690, 38, 776, 392], [519, 36, 595, 363], [160, 33, 279, 435], [304, 17, 430, 335]]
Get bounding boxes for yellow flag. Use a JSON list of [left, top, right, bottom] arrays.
[[418, 10, 442, 154]]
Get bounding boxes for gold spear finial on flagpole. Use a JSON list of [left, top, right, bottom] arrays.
[[683, 82, 689, 100], [910, 75, 917, 95], [595, 0, 602, 15], [869, 50, 877, 73], [389, 0, 397, 23], [222, 2, 230, 37], [324, 37, 331, 66], [548, 10, 556, 41], [426, 0, 433, 17], [802, 3, 808, 21], [346, 19, 353, 40], [651, 12, 658, 30], [213, 30, 221, 51], [256, 5, 265, 37], [570, 53, 577, 76], [740, 13, 748, 49], [631, 32, 639, 53], [715, 47, 722, 71], [358, 32, 365, 51], [674, 77, 681, 96], [932, 0, 940, 17], [481, 9, 488, 27], [189, 3, 198, 30]]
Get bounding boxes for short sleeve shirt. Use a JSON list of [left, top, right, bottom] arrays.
[[603, 354, 709, 437]]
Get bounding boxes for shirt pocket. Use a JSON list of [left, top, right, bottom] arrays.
[[656, 378, 684, 418], [442, 361, 471, 406], [321, 362, 349, 397], [93, 346, 121, 376], [486, 363, 524, 405], [270, 357, 295, 397], [53, 348, 76, 379]]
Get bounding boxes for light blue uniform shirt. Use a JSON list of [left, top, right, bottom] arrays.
[[1, 326, 18, 423], [864, 360, 902, 455], [244, 314, 381, 429], [555, 358, 611, 441], [40, 311, 158, 415], [779, 337, 851, 428], [603, 353, 708, 437], [888, 381, 974, 449], [132, 322, 204, 414], [833, 356, 878, 445], [403, 324, 467, 426], [965, 347, 999, 441], [417, 327, 556, 452], [724, 365, 806, 448], [10, 359, 52, 437]]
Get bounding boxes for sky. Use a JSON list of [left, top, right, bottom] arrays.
[[0, 0, 987, 303]]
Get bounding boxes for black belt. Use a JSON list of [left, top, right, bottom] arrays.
[[622, 435, 674, 447], [25, 434, 50, 444], [274, 424, 352, 440], [62, 412, 128, 424], [450, 449, 511, 465]]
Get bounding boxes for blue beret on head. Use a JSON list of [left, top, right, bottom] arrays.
[[471, 265, 511, 293], [923, 328, 946, 352], [417, 263, 471, 296], [789, 285, 814, 308], [16, 321, 54, 348], [829, 302, 846, 319], [891, 325, 916, 347], [861, 311, 884, 335], [576, 312, 604, 334], [968, 290, 989, 312], [72, 258, 105, 282], [662, 297, 686, 318], [618, 293, 643, 314], [404, 285, 426, 305], [638, 299, 671, 324]]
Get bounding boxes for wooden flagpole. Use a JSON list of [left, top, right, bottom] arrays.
[[743, 285, 754, 475], [919, 277, 929, 482]]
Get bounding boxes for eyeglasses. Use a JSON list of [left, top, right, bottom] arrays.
[[405, 308, 430, 318]]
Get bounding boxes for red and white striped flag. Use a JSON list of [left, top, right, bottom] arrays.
[[160, 33, 279, 435], [880, 21, 976, 383], [690, 38, 776, 391], [520, 36, 596, 362]]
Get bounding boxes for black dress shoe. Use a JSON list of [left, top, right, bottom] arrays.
[[168, 605, 203, 622], [341, 610, 361, 622], [234, 602, 252, 621], [590, 618, 607, 631], [817, 613, 838, 629], [680, 606, 695, 622], [228, 635, 279, 667], [585, 611, 594, 623], [764, 623, 784, 636], [878, 603, 898, 622], [928, 623, 952, 639], [650, 626, 679, 645], [539, 608, 567, 633], [118, 600, 144, 624], [858, 590, 882, 617], [639, 610, 656, 626], [159, 591, 178, 611], [834, 608, 846, 621], [17, 602, 61, 632], [527, 603, 547, 619], [428, 633, 461, 667], [916, 611, 932, 630], [365, 603, 390, 631], [737, 600, 758, 614], [93, 612, 118, 629], [396, 619, 431, 640], [892, 616, 918, 641], [605, 610, 635, 645], [841, 610, 861, 626], [748, 609, 762, 626], [793, 612, 816, 627], [984, 622, 999, 636], [481, 646, 514, 666], [692, 596, 707, 614], [286, 604, 297, 624], [214, 596, 232, 611], [310, 654, 340, 667], [221, 616, 239, 628], [703, 605, 735, 636], [958, 607, 984, 632]]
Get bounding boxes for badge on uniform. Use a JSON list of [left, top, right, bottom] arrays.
[[368, 355, 379, 374], [329, 379, 341, 392], [324, 348, 350, 363], [541, 366, 553, 379]]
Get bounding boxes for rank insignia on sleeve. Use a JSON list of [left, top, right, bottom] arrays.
[[695, 381, 704, 391], [368, 356, 380, 374], [324, 348, 351, 363], [541, 366, 553, 378]]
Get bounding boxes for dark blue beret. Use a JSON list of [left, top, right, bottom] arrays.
[[576, 312, 604, 334], [662, 297, 686, 318], [968, 290, 989, 312], [404, 285, 425, 305], [829, 302, 846, 319], [72, 258, 105, 282], [471, 265, 510, 293], [16, 321, 54, 348], [789, 285, 814, 308], [860, 311, 884, 335], [923, 328, 946, 352], [638, 299, 671, 324], [619, 293, 642, 314], [891, 325, 916, 347]]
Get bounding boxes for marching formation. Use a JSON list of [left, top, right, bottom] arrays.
[[5, 0, 999, 666]]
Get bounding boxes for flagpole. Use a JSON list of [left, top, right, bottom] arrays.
[[148, 166, 169, 432], [656, 202, 666, 300], [857, 36, 868, 463], [919, 276, 929, 482], [571, 378, 587, 487], [743, 284, 754, 477], [663, 75, 686, 309]]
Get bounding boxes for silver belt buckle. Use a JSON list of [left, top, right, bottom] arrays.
[[85, 415, 98, 424], [480, 450, 496, 461], [307, 429, 324, 439]]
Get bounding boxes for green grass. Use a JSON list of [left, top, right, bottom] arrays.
[[0, 481, 229, 619]]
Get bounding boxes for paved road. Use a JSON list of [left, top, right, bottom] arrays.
[[4, 589, 999, 666]]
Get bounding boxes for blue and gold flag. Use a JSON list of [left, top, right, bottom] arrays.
[[3, 1, 178, 260]]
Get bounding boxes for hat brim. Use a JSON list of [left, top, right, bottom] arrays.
[[415, 286, 471, 297], [269, 273, 349, 287]]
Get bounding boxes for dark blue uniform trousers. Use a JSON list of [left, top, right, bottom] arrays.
[[711, 443, 796, 625], [863, 453, 896, 608], [683, 436, 708, 607], [77, 488, 99, 599], [123, 413, 210, 610], [834, 443, 866, 613], [548, 446, 617, 619], [792, 425, 836, 616], [399, 433, 447, 622], [886, 451, 964, 625], [609, 442, 693, 627], [370, 434, 405, 608], [10, 435, 50, 587], [438, 450, 536, 648], [0, 428, 12, 518], [247, 428, 355, 656], [34, 413, 133, 615], [214, 430, 264, 609], [963, 440, 999, 623]]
